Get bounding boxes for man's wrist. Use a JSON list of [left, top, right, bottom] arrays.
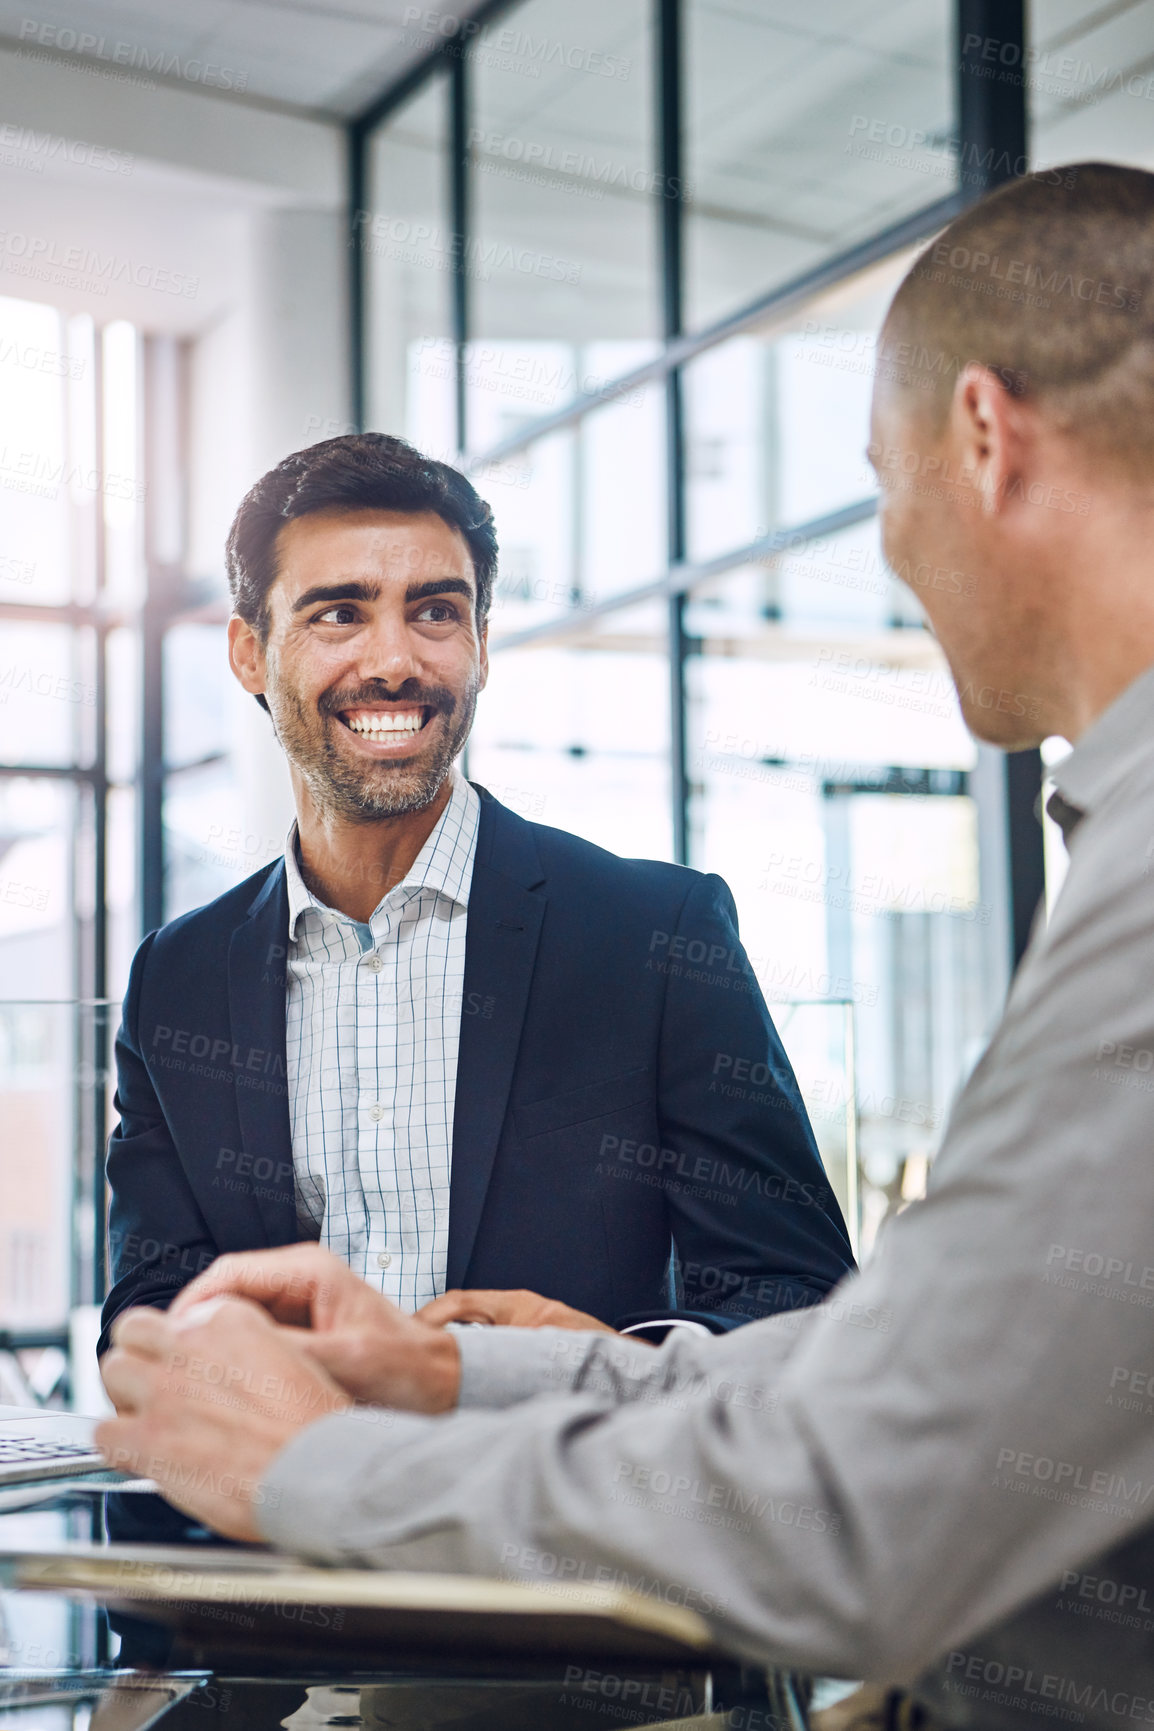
[[455, 1324, 587, 1408], [423, 1327, 461, 1413]]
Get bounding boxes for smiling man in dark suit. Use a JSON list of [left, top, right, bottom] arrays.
[[99, 433, 853, 1354]]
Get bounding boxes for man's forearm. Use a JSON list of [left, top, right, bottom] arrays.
[[255, 1307, 898, 1677], [455, 1307, 810, 1410]]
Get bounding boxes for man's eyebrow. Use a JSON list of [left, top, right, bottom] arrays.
[[405, 577, 475, 604], [292, 580, 381, 614]]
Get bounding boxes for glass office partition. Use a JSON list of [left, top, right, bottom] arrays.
[[364, 74, 454, 445], [773, 998, 858, 1257], [467, 0, 660, 433], [1028, 2, 1154, 170], [684, 541, 984, 1250], [470, 599, 673, 861], [684, 0, 956, 327], [0, 1001, 110, 1409]]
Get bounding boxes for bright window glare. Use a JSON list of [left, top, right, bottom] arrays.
[[0, 294, 70, 605], [102, 321, 141, 589], [777, 332, 877, 523]]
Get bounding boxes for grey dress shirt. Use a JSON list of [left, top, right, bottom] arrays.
[[261, 664, 1154, 1727]]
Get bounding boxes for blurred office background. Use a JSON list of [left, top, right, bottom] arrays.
[[0, 0, 1147, 1397]]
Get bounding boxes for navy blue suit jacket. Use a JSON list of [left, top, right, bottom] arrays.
[[100, 788, 853, 1351]]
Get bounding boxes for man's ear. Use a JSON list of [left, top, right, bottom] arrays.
[[478, 618, 490, 692], [228, 614, 268, 702], [950, 362, 1026, 515]]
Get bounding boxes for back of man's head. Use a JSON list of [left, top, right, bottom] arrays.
[[883, 162, 1154, 478]]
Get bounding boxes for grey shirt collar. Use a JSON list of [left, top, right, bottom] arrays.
[[1047, 660, 1154, 842]]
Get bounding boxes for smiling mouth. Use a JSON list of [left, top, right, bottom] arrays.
[[337, 706, 434, 741]]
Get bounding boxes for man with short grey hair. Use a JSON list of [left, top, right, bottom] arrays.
[[99, 162, 1154, 1727]]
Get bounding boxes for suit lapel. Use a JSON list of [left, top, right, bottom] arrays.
[[226, 864, 298, 1249], [447, 794, 546, 1286]]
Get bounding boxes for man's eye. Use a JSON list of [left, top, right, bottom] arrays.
[[418, 601, 459, 623], [316, 605, 358, 625]]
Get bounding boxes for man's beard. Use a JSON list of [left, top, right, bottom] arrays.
[[270, 673, 480, 823]]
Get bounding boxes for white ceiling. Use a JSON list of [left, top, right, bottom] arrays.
[[0, 0, 488, 116]]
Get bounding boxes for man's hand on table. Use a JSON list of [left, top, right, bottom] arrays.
[[96, 1296, 350, 1541], [167, 1245, 463, 1411], [165, 1245, 612, 1400], [416, 1288, 615, 1333], [96, 1250, 622, 1535]]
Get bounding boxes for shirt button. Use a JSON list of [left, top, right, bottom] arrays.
[[364, 953, 382, 973], [376, 1252, 392, 1270], [368, 1103, 384, 1122]]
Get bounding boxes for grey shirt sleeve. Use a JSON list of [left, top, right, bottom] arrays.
[[453, 1308, 812, 1409], [259, 772, 1154, 1685]]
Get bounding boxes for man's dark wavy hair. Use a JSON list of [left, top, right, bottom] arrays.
[[225, 432, 498, 645]]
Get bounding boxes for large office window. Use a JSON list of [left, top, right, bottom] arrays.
[[684, 0, 956, 326], [352, 0, 997, 1245], [1028, 1, 1154, 167], [0, 297, 142, 1343], [467, 0, 660, 430], [679, 249, 986, 1232], [364, 73, 454, 444], [9, 0, 1152, 1338]]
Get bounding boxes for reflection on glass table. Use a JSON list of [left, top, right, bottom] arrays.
[[0, 1481, 803, 1731]]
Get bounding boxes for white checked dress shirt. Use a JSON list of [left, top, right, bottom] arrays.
[[283, 775, 480, 1310]]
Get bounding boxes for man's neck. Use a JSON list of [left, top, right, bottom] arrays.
[[291, 775, 455, 923], [1047, 520, 1154, 742]]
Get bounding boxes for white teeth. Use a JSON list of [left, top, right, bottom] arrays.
[[345, 711, 424, 736]]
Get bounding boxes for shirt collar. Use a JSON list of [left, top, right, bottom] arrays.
[[1047, 661, 1154, 842], [284, 774, 481, 940]]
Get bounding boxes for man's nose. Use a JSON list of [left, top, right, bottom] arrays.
[[352, 612, 422, 685]]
